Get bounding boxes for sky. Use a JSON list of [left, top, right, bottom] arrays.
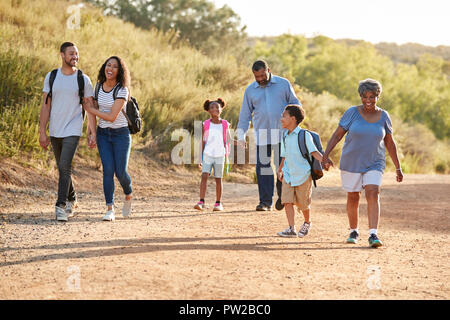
[[212, 0, 450, 47]]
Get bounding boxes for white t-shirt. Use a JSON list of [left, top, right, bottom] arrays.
[[204, 122, 225, 157], [97, 84, 129, 129], [43, 68, 94, 137]]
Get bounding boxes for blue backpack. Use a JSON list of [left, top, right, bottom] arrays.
[[283, 129, 324, 187]]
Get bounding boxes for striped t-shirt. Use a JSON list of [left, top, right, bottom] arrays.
[[97, 83, 129, 129]]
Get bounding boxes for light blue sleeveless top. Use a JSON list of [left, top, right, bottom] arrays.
[[339, 106, 393, 173]]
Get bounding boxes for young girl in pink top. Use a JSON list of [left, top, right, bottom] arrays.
[[194, 98, 236, 211]]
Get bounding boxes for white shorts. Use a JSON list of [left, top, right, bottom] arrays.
[[340, 170, 383, 192]]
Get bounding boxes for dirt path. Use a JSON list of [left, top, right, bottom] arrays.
[[0, 157, 449, 299]]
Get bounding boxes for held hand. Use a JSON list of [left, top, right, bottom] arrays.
[[277, 169, 283, 181], [39, 132, 50, 150], [321, 158, 334, 171], [88, 135, 97, 149]]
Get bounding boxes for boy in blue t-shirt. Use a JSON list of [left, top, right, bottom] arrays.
[[276, 105, 323, 238]]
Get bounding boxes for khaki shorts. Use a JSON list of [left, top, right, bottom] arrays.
[[281, 176, 312, 211]]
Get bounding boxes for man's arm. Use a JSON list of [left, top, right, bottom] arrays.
[[39, 92, 51, 150], [286, 81, 300, 105]]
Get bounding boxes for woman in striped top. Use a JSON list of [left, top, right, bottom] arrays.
[[84, 56, 133, 221]]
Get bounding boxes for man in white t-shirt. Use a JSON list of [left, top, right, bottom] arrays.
[[39, 42, 96, 221]]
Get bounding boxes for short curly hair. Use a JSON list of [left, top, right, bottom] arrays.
[[285, 104, 305, 125], [358, 78, 382, 97], [203, 98, 226, 111]]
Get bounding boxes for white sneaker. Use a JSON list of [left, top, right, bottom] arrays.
[[102, 209, 115, 221], [122, 199, 132, 217], [213, 202, 224, 211], [55, 206, 68, 222], [65, 200, 78, 218]]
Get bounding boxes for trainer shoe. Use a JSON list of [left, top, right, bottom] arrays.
[[122, 198, 132, 217], [298, 222, 312, 238], [65, 200, 78, 218], [346, 230, 360, 244], [102, 209, 115, 221], [55, 205, 68, 222], [213, 202, 224, 211], [275, 198, 284, 211], [277, 226, 297, 238], [368, 234, 383, 248], [194, 201, 205, 210]]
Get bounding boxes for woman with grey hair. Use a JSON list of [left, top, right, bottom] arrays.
[[321, 79, 403, 247]]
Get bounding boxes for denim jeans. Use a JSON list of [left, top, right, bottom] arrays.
[[97, 127, 132, 206], [256, 143, 282, 206], [50, 136, 80, 207]]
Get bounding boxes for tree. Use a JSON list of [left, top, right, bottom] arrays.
[[87, 0, 247, 55]]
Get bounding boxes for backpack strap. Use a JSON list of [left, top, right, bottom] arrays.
[[298, 129, 317, 187], [221, 120, 230, 156], [77, 70, 85, 119], [201, 119, 211, 162], [77, 70, 84, 104], [221, 120, 231, 175], [45, 69, 58, 104], [298, 129, 309, 160], [112, 84, 121, 100], [94, 82, 101, 101], [203, 119, 211, 143]]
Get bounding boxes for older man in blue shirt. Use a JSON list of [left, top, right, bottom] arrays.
[[237, 60, 300, 211]]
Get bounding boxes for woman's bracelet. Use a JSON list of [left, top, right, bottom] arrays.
[[396, 168, 402, 171]]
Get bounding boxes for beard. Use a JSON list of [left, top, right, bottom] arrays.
[[257, 73, 271, 86], [64, 57, 78, 67]]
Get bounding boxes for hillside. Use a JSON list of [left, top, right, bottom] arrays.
[[249, 36, 450, 66], [0, 0, 449, 176]]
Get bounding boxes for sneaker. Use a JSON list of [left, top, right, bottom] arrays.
[[102, 209, 115, 221], [298, 222, 312, 238], [275, 198, 284, 211], [346, 230, 360, 244], [368, 234, 383, 248], [277, 226, 297, 238], [213, 202, 224, 211], [194, 201, 205, 210], [65, 200, 78, 218], [256, 203, 273, 211], [55, 205, 68, 222], [122, 198, 132, 217]]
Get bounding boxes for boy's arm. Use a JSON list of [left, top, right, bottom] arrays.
[[277, 157, 285, 180], [311, 151, 323, 163]]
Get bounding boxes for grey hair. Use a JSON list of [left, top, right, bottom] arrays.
[[358, 78, 382, 96]]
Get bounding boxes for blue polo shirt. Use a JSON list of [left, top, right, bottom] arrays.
[[280, 127, 317, 186], [237, 74, 300, 145]]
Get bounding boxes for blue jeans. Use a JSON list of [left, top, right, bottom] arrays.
[[256, 143, 282, 206], [97, 127, 132, 206]]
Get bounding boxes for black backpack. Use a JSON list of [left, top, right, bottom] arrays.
[[283, 128, 324, 187], [45, 69, 86, 119], [94, 83, 142, 134]]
